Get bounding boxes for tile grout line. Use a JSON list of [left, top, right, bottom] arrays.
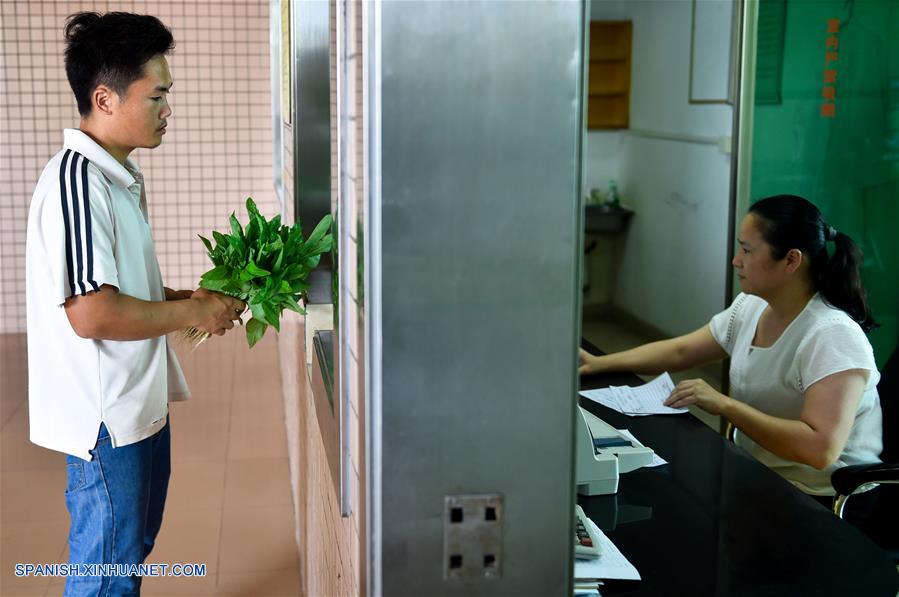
[[213, 328, 239, 588]]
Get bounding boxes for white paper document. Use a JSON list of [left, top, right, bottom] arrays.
[[573, 518, 641, 581], [617, 429, 667, 467], [579, 372, 687, 416]]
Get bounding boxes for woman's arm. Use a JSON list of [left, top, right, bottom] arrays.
[[665, 369, 868, 470], [579, 325, 727, 375]]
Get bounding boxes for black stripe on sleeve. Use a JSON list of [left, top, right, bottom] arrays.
[[58, 149, 76, 298], [69, 152, 86, 296], [79, 157, 99, 293]]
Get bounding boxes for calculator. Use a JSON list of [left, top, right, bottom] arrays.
[[574, 504, 601, 559]]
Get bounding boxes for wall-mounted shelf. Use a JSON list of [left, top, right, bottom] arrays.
[[588, 21, 632, 130]]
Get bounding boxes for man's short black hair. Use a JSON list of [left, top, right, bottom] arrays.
[[64, 12, 175, 116]]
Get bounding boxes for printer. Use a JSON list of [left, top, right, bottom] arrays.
[[575, 405, 653, 496]]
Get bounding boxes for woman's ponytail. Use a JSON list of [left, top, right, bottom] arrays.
[[749, 195, 879, 332], [816, 231, 878, 332]]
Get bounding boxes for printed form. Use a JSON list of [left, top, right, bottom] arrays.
[[579, 373, 687, 416]]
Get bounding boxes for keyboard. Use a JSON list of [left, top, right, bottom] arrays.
[[574, 504, 601, 559]]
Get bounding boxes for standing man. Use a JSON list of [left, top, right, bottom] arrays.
[[25, 12, 244, 596]]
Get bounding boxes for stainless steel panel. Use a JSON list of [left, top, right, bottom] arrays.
[[364, 0, 383, 591], [293, 0, 334, 302], [375, 1, 585, 594], [311, 329, 340, 499], [296, 0, 345, 507]]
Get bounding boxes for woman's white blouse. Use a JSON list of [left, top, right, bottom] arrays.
[[709, 293, 883, 495]]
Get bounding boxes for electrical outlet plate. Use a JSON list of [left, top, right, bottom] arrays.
[[443, 494, 503, 581]]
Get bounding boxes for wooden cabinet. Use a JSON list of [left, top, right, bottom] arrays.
[[587, 21, 632, 129]]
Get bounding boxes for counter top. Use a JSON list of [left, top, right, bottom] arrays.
[[578, 339, 899, 596]]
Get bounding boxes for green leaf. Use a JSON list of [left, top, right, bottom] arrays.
[[306, 214, 333, 248], [272, 246, 285, 273], [201, 265, 231, 281], [283, 294, 305, 314], [198, 278, 229, 293], [262, 303, 281, 332], [249, 301, 267, 324], [246, 261, 271, 277], [245, 218, 258, 245], [245, 317, 267, 348], [246, 197, 259, 217], [226, 234, 243, 255], [198, 234, 213, 254], [212, 230, 228, 248], [230, 212, 243, 240]]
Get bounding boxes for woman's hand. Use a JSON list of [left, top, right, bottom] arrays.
[[664, 378, 731, 415], [579, 348, 604, 375]]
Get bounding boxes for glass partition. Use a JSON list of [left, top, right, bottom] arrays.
[[748, 0, 899, 366]]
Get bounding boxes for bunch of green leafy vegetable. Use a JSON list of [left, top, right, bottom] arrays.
[[182, 197, 333, 348]]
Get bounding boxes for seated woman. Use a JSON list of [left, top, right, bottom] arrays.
[[579, 195, 883, 497]]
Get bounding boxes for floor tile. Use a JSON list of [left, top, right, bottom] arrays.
[[44, 577, 66, 596], [0, 395, 26, 433], [169, 401, 231, 462], [144, 508, 222, 576], [139, 568, 218, 596], [166, 459, 227, 513], [227, 411, 289, 461], [0, 573, 52, 596], [223, 458, 292, 509], [1, 430, 66, 472], [0, 520, 68, 597], [1, 329, 300, 596], [0, 469, 68, 524], [2, 399, 30, 434], [216, 567, 301, 596], [0, 333, 28, 429], [218, 506, 299, 573]]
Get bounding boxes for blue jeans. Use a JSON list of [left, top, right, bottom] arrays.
[[64, 419, 171, 597]]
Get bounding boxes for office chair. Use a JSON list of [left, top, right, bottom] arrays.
[[830, 345, 899, 562]]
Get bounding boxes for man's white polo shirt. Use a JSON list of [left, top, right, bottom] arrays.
[[26, 129, 190, 461]]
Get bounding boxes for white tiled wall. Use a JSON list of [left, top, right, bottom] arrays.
[[0, 0, 277, 333]]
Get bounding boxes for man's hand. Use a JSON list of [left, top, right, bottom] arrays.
[[189, 289, 246, 336], [664, 378, 730, 415], [164, 287, 193, 301]]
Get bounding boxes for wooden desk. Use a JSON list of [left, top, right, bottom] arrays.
[[578, 340, 899, 596]]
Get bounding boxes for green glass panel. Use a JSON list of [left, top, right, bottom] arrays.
[[750, 0, 899, 367]]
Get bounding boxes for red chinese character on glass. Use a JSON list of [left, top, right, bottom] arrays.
[[826, 36, 839, 50], [825, 51, 839, 65], [822, 86, 836, 100], [821, 103, 836, 118], [823, 69, 837, 84], [827, 18, 840, 34]]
